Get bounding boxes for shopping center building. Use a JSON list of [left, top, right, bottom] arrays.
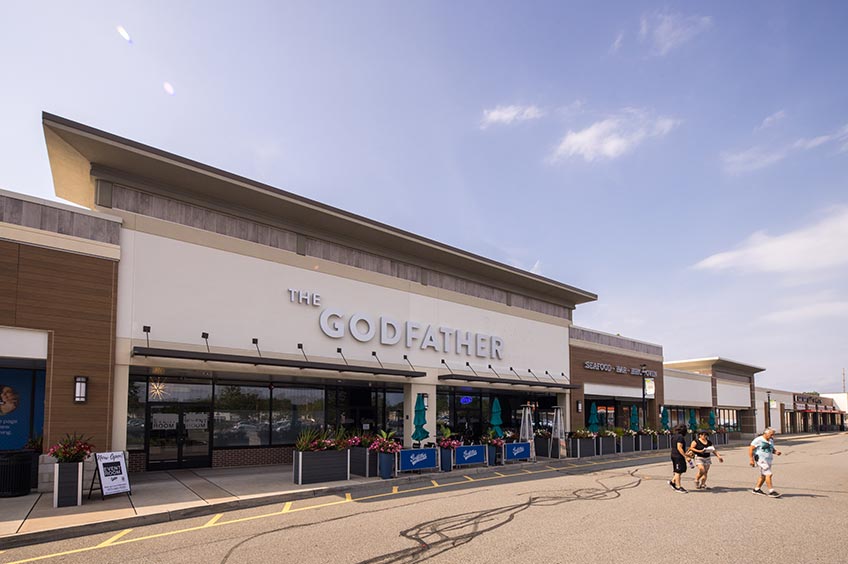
[[1, 113, 844, 484]]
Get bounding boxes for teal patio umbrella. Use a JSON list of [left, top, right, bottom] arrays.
[[688, 409, 699, 432], [411, 394, 429, 443], [630, 405, 639, 432], [587, 402, 600, 433], [660, 407, 670, 431], [490, 398, 504, 438], [708, 409, 716, 431]]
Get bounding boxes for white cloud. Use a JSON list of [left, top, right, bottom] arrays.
[[761, 301, 848, 324], [640, 12, 713, 56], [609, 32, 624, 54], [721, 146, 788, 173], [480, 105, 544, 129], [551, 109, 680, 162], [756, 110, 786, 131], [694, 207, 848, 274]]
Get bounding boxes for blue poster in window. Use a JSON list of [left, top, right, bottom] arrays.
[[398, 448, 438, 472], [454, 445, 485, 465], [505, 442, 532, 461], [0, 370, 35, 450]]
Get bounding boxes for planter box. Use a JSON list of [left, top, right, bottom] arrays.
[[53, 462, 83, 507], [569, 438, 596, 458], [618, 436, 635, 453], [637, 435, 655, 451], [534, 437, 551, 458], [713, 433, 727, 446], [293, 450, 350, 485], [350, 447, 378, 478], [596, 436, 616, 455], [656, 435, 671, 450], [378, 452, 395, 479]]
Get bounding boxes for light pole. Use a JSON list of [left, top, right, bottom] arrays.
[[766, 390, 772, 429], [640, 364, 648, 429]]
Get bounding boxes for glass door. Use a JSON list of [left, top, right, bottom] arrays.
[[147, 403, 211, 470]]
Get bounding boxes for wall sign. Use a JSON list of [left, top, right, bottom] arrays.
[[794, 395, 822, 404], [583, 361, 658, 378], [93, 452, 131, 497], [644, 377, 656, 399]]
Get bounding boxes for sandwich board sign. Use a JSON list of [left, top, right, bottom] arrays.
[[89, 451, 131, 499]]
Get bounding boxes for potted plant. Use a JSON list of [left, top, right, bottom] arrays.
[[596, 429, 616, 455], [480, 430, 505, 466], [437, 426, 461, 472], [637, 428, 657, 451], [47, 433, 93, 508], [617, 428, 636, 453], [292, 428, 351, 485], [349, 433, 379, 477], [656, 428, 672, 449], [533, 428, 553, 458], [24, 436, 43, 489], [368, 430, 402, 479], [568, 429, 596, 458]]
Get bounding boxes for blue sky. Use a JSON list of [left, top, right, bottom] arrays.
[[1, 2, 846, 392]]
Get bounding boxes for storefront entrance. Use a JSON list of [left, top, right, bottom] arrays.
[[147, 403, 212, 470]]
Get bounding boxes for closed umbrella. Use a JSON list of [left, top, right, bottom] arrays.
[[708, 409, 716, 431], [660, 406, 670, 431], [588, 402, 600, 433], [630, 405, 640, 432], [411, 394, 429, 443], [688, 409, 699, 433], [490, 398, 504, 438]]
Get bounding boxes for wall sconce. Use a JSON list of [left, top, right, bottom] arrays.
[[74, 376, 88, 403], [576, 400, 583, 413], [421, 393, 429, 410]]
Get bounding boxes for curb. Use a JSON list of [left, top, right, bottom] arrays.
[[0, 440, 772, 550]]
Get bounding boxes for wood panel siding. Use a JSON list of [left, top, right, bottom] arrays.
[[569, 344, 665, 431], [1, 242, 117, 451]]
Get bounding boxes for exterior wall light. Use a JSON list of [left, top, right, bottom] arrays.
[[74, 376, 88, 403]]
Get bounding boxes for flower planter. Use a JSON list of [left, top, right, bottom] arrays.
[[53, 462, 83, 507], [0, 450, 34, 498], [440, 448, 452, 472], [293, 450, 350, 485], [534, 437, 552, 458], [618, 436, 635, 453], [713, 433, 726, 446], [486, 445, 499, 465], [378, 452, 395, 479], [656, 435, 671, 450], [568, 438, 596, 458], [637, 435, 655, 451], [350, 447, 378, 478], [596, 436, 616, 455]]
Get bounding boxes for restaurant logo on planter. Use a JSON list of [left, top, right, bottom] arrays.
[[505, 442, 532, 461], [454, 446, 485, 465], [398, 448, 438, 472]]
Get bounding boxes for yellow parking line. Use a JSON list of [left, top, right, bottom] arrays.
[[280, 501, 292, 513], [391, 486, 399, 493], [464, 475, 474, 481], [203, 514, 222, 527], [431, 480, 440, 487], [96, 529, 133, 547], [494, 471, 506, 477], [345, 493, 352, 501]]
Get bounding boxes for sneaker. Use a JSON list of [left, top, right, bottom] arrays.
[[668, 480, 676, 489], [752, 488, 766, 495], [767, 490, 781, 498], [674, 486, 688, 493]]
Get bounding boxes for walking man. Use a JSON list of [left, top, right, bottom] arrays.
[[749, 427, 782, 497], [669, 425, 690, 493]]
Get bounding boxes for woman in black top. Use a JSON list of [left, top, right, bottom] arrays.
[[689, 430, 724, 489]]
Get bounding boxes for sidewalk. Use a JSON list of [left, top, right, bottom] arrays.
[[1, 435, 812, 550]]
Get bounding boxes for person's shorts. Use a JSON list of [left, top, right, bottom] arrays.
[[672, 457, 687, 474], [756, 458, 773, 476], [693, 456, 712, 467]]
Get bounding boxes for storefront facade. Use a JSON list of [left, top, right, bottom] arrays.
[[568, 327, 664, 431], [41, 113, 596, 471]]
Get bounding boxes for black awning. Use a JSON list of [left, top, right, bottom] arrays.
[[437, 373, 578, 391], [132, 347, 426, 378]]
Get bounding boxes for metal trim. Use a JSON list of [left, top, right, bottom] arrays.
[[437, 374, 578, 390]]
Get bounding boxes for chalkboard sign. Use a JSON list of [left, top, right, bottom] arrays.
[[90, 451, 131, 498]]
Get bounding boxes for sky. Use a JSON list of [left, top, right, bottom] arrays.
[[1, 1, 846, 393]]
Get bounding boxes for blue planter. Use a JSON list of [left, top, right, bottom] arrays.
[[378, 452, 394, 479], [440, 448, 452, 472], [487, 445, 498, 465]]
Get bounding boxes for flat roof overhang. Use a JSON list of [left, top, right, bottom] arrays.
[[437, 374, 578, 391], [42, 112, 597, 308], [132, 347, 426, 379], [664, 357, 766, 375]]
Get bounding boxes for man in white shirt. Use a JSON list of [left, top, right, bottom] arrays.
[[748, 427, 782, 497]]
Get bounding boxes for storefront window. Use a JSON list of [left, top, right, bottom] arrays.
[[272, 387, 324, 444], [716, 408, 739, 431], [127, 376, 147, 451], [213, 384, 270, 447], [385, 391, 404, 438]]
